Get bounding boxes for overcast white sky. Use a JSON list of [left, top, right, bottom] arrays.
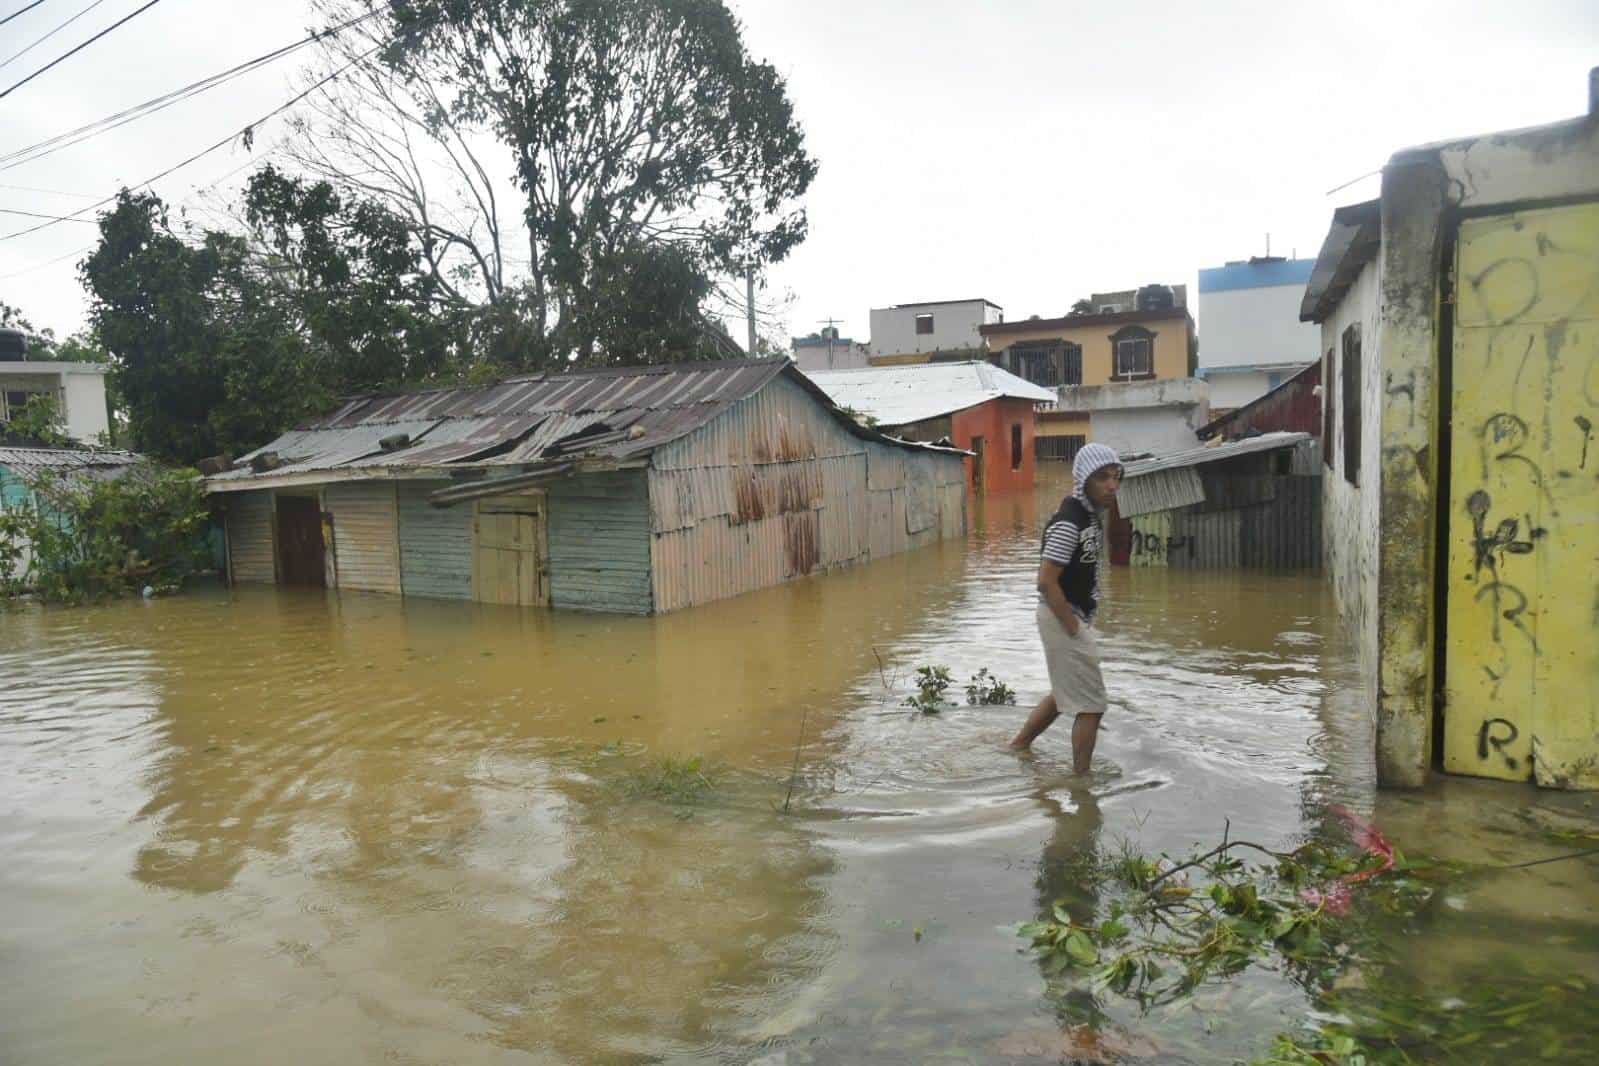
[[1, 0, 1596, 347]]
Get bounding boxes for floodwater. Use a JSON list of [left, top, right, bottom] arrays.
[[3, 469, 1596, 1064]]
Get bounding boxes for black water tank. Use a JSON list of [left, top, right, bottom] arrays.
[[0, 328, 26, 360], [1135, 284, 1174, 312]]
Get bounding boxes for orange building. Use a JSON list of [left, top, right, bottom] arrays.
[[803, 362, 1054, 493]]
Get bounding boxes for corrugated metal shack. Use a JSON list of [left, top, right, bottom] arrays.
[[1, 446, 150, 576], [206, 359, 968, 614], [1113, 432, 1320, 570], [1196, 360, 1323, 442]]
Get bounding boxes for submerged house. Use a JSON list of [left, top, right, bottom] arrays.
[[206, 359, 967, 614], [803, 361, 1053, 493], [0, 446, 149, 578], [1305, 71, 1599, 790], [1110, 432, 1320, 569]]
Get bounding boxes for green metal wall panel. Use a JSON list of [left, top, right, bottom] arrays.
[[397, 481, 473, 600], [547, 470, 652, 614]]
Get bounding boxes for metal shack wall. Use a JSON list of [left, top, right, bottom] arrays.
[[225, 490, 276, 583], [546, 470, 652, 614], [1126, 473, 1321, 570], [647, 374, 967, 613], [324, 482, 401, 595], [396, 481, 473, 600]]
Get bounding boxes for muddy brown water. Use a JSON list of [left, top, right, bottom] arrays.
[[3, 469, 1596, 1064]]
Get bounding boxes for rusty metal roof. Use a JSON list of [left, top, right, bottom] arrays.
[[208, 359, 958, 491]]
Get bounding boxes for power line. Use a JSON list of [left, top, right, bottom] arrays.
[[0, 0, 113, 73], [0, 0, 167, 102], [0, 1, 50, 30], [0, 180, 99, 198], [0, 7, 383, 172], [0, 206, 98, 222], [0, 43, 383, 243], [0, 242, 92, 282]]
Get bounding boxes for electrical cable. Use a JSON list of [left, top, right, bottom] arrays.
[[0, 42, 382, 242], [0, 0, 167, 102], [0, 1, 50, 30], [0, 0, 112, 73], [0, 7, 382, 171]]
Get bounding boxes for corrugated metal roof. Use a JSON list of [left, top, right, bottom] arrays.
[[1301, 200, 1380, 323], [0, 446, 147, 480], [208, 360, 963, 491], [1121, 432, 1312, 479], [803, 361, 1055, 426], [1116, 466, 1205, 518]]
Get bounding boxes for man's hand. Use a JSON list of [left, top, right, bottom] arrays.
[[1037, 560, 1079, 636]]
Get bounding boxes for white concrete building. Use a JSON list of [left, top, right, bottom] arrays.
[[0, 360, 112, 443], [791, 327, 870, 372], [1197, 257, 1320, 413], [1049, 377, 1210, 458], [868, 299, 1002, 359]]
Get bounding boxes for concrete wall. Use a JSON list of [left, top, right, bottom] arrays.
[[1206, 369, 1305, 412], [869, 301, 997, 357], [949, 397, 1037, 493], [1199, 282, 1321, 371], [986, 314, 1192, 383], [61, 372, 110, 443], [793, 341, 871, 373], [0, 365, 109, 443], [1092, 405, 1205, 457], [1321, 259, 1383, 715]]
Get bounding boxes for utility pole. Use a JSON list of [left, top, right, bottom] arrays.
[[745, 267, 757, 355]]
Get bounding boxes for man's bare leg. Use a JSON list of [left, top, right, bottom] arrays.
[[1071, 712, 1103, 774], [1009, 694, 1059, 750]]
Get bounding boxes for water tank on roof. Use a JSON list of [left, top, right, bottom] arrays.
[[1135, 284, 1175, 312], [0, 328, 26, 360]]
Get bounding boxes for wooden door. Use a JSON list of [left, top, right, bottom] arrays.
[[473, 493, 548, 606], [275, 494, 325, 587], [1443, 201, 1599, 787]]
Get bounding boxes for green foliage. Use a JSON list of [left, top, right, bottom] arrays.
[[619, 755, 721, 807], [81, 185, 459, 465], [965, 668, 1016, 706], [0, 395, 71, 448], [905, 665, 954, 713], [383, 0, 816, 362], [1020, 839, 1398, 1013], [0, 465, 210, 602]]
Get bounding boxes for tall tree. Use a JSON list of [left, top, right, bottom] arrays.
[[357, 0, 816, 361]]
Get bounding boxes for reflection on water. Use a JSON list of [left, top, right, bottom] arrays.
[[2, 468, 1595, 1064]]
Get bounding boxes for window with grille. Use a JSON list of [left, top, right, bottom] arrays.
[[1341, 325, 1361, 485], [1007, 341, 1082, 387], [914, 313, 934, 335], [1037, 435, 1086, 462]]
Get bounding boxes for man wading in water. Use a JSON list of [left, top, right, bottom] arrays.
[[1010, 443, 1122, 771]]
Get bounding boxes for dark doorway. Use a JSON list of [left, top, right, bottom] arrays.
[[276, 495, 326, 587], [970, 436, 986, 491]]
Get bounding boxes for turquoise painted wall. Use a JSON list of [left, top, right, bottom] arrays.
[[547, 470, 652, 614]]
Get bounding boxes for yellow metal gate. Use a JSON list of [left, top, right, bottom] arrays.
[[473, 493, 548, 607], [1444, 200, 1599, 787]]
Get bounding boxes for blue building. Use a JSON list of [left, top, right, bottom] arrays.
[[1196, 256, 1319, 413]]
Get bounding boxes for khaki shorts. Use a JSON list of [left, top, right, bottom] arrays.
[[1036, 602, 1108, 716]]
